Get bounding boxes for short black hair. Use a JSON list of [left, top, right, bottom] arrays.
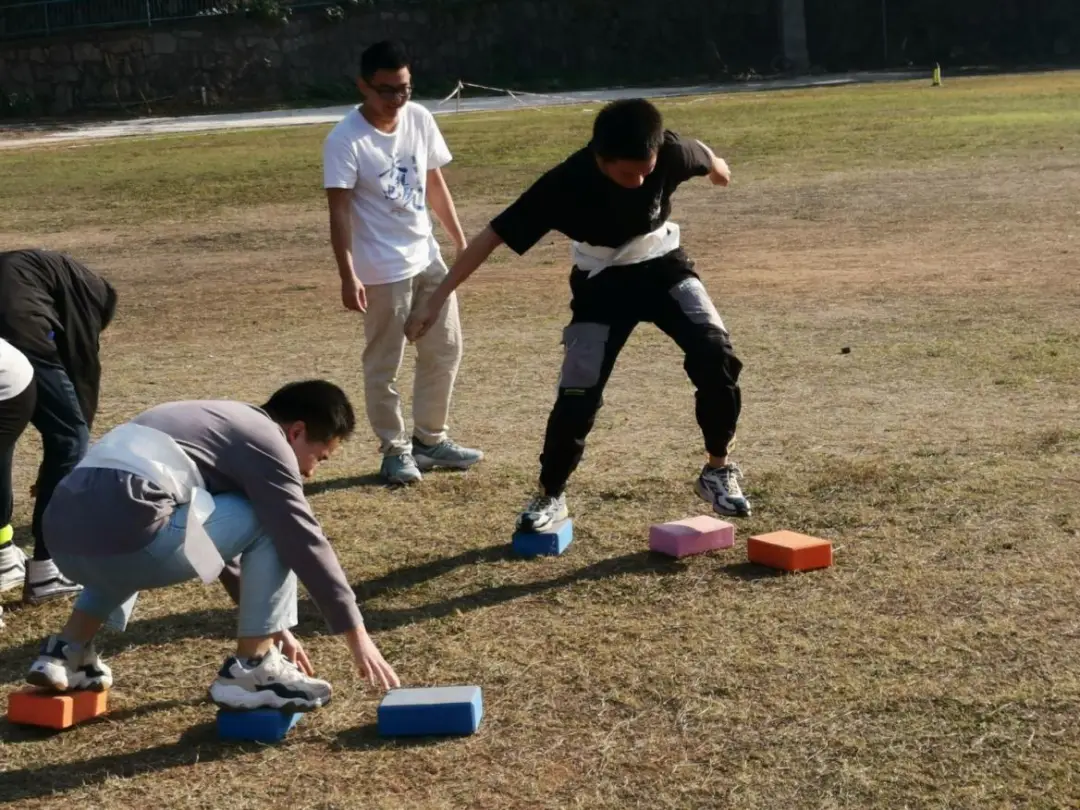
[[591, 99, 665, 162], [360, 40, 410, 81], [261, 380, 356, 443]]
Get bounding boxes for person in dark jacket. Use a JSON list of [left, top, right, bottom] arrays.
[[0, 249, 118, 605]]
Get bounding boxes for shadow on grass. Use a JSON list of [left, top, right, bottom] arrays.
[[715, 561, 787, 581], [356, 545, 784, 621], [333, 721, 450, 750], [304, 472, 387, 496], [354, 544, 518, 601], [305, 465, 476, 496], [1, 545, 775, 683], [358, 548, 692, 632], [0, 720, 255, 803], [0, 697, 204, 744], [0, 608, 237, 683], [0, 546, 781, 799]]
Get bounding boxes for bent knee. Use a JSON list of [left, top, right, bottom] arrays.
[[669, 277, 728, 334], [687, 330, 742, 381]]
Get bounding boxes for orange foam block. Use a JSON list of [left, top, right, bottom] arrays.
[[7, 688, 109, 730], [649, 515, 735, 558], [748, 531, 833, 572]]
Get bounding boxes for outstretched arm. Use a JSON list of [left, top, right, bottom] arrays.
[[694, 139, 732, 186], [405, 225, 504, 341]]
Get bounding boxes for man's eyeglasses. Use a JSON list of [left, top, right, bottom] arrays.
[[372, 84, 413, 101]]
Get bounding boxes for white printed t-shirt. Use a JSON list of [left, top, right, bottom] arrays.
[[323, 102, 452, 287]]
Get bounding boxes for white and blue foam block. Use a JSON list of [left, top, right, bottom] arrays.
[[377, 685, 484, 737], [216, 709, 302, 742], [512, 519, 573, 557]]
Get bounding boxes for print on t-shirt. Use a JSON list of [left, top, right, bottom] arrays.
[[381, 154, 426, 214]]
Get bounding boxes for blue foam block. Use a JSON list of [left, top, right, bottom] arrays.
[[378, 685, 483, 737], [216, 709, 302, 742], [512, 518, 573, 557]]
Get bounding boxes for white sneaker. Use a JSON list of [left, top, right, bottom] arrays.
[[696, 462, 752, 518], [27, 635, 113, 692], [209, 643, 332, 712], [0, 543, 27, 593], [516, 493, 569, 533], [23, 558, 83, 605]]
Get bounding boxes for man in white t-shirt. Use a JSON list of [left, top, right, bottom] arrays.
[[323, 40, 482, 485]]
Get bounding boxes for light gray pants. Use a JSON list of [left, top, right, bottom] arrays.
[[362, 257, 462, 456], [57, 493, 297, 637]]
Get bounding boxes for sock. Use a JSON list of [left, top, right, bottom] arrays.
[[0, 524, 12, 548]]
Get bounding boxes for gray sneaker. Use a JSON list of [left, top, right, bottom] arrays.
[[381, 452, 423, 485], [412, 438, 484, 472]]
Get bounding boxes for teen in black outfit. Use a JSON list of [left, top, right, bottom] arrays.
[[406, 99, 751, 531]]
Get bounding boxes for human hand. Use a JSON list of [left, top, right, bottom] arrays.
[[711, 157, 731, 187], [346, 627, 400, 691], [341, 274, 367, 313], [405, 297, 441, 342], [272, 629, 315, 675]]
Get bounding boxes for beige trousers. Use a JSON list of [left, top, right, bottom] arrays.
[[362, 257, 462, 456]]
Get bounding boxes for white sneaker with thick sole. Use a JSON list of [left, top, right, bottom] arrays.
[[696, 462, 752, 518], [516, 493, 569, 533], [209, 643, 332, 712], [23, 558, 83, 605], [0, 543, 27, 593], [27, 635, 113, 692]]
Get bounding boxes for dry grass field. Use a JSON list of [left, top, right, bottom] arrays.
[[0, 72, 1078, 809]]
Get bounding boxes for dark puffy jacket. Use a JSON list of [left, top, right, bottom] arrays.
[[0, 249, 118, 427]]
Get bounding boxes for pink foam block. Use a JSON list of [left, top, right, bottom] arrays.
[[649, 516, 736, 558]]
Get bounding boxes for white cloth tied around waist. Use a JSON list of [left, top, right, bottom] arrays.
[[571, 221, 681, 278], [76, 423, 225, 584]]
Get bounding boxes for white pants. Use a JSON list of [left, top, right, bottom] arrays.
[[362, 257, 462, 456]]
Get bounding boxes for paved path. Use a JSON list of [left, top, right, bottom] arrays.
[[0, 70, 925, 148]]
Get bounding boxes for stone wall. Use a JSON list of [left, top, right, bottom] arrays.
[[0, 1, 780, 116]]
